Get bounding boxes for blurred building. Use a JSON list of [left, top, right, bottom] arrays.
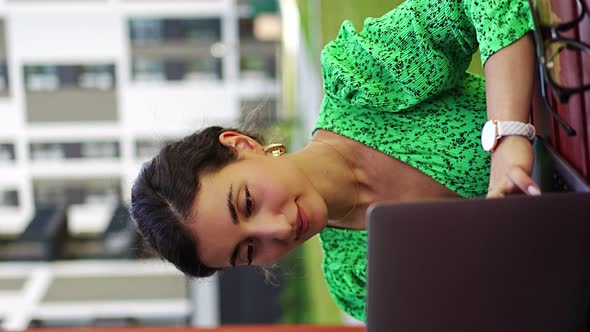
[[0, 0, 281, 239], [0, 0, 282, 328]]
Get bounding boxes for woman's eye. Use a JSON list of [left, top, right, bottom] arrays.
[[245, 186, 253, 216], [247, 239, 254, 265]]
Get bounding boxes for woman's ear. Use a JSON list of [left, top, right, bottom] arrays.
[[218, 131, 262, 155]]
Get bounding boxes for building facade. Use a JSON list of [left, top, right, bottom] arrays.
[[0, 0, 282, 235]]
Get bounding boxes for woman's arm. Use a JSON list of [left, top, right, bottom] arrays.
[[483, 32, 541, 198]]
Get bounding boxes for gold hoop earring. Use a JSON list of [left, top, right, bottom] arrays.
[[263, 143, 286, 157]]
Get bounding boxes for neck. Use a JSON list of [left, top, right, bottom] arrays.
[[286, 135, 360, 223]]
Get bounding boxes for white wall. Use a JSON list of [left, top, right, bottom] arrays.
[[10, 13, 123, 61]]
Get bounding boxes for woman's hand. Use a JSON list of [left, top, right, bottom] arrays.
[[486, 135, 541, 198]]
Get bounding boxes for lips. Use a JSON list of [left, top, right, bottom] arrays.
[[295, 202, 309, 241]]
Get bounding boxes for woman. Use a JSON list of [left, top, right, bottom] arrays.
[[130, 0, 541, 322]]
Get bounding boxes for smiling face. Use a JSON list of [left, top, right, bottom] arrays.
[[187, 132, 328, 269]]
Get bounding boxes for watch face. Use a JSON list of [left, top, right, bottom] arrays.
[[481, 121, 497, 152]]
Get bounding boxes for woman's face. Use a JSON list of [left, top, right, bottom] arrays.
[[188, 132, 328, 269]]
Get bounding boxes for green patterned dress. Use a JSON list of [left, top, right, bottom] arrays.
[[314, 0, 534, 322]]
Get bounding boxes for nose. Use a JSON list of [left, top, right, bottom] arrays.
[[246, 213, 294, 242]]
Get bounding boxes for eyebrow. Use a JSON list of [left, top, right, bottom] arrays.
[[227, 184, 238, 225], [228, 184, 240, 267]]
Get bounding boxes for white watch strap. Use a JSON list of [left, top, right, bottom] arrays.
[[497, 121, 536, 140]]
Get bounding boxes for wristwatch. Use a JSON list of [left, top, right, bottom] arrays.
[[481, 120, 536, 152]]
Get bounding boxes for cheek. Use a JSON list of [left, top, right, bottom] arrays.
[[255, 180, 292, 209], [258, 242, 294, 265], [306, 192, 329, 233]]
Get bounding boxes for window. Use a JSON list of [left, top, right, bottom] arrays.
[[185, 57, 222, 80], [30, 143, 64, 160], [239, 17, 279, 80], [24, 64, 116, 92], [0, 144, 15, 162], [34, 178, 121, 206], [130, 17, 222, 44], [81, 142, 119, 159], [162, 18, 221, 41], [0, 190, 18, 207], [0, 20, 10, 97], [79, 65, 115, 90], [131, 57, 222, 81], [24, 64, 119, 123], [135, 138, 176, 160], [239, 17, 256, 41], [129, 17, 223, 82], [129, 19, 162, 45], [0, 63, 10, 95], [240, 54, 276, 79], [24, 65, 59, 92], [130, 18, 221, 43], [131, 58, 165, 81], [30, 141, 120, 160]]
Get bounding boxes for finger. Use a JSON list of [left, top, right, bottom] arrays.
[[486, 182, 511, 199], [507, 166, 541, 196], [486, 176, 516, 199], [486, 188, 505, 199]]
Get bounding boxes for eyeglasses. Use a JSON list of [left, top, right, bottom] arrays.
[[528, 0, 590, 136]]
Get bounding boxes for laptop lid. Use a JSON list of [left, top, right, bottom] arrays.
[[367, 193, 590, 332]]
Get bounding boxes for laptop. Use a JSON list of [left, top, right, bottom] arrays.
[[367, 193, 590, 332]]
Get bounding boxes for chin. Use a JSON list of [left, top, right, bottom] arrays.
[[317, 215, 329, 230]]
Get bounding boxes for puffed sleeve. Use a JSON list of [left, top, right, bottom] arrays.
[[320, 0, 480, 113], [462, 0, 534, 67]]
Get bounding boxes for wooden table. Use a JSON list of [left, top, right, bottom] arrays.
[[27, 326, 365, 332]]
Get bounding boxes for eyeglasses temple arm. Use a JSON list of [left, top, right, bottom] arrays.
[[538, 68, 577, 136]]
